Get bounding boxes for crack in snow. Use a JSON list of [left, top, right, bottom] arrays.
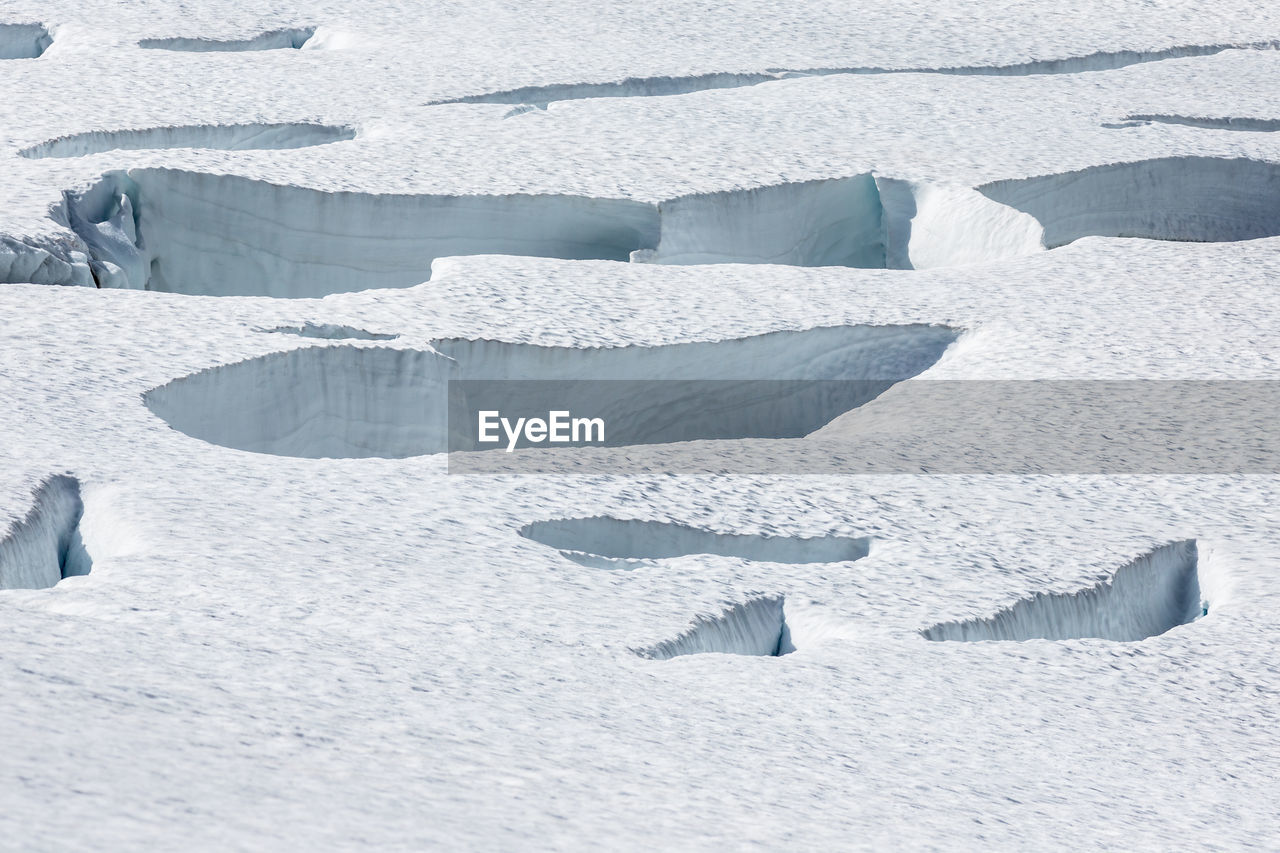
[[430, 41, 1280, 110], [20, 123, 356, 159], [138, 27, 316, 52]]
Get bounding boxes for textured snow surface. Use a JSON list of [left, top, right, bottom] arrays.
[[4, 0, 1280, 849]]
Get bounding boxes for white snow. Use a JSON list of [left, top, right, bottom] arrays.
[[3, 0, 1280, 848]]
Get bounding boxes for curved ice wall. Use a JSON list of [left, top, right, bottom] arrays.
[[144, 324, 960, 458], [0, 475, 91, 590], [637, 596, 795, 659], [923, 540, 1206, 642], [21, 123, 355, 159], [0, 23, 51, 59], [977, 157, 1280, 247]]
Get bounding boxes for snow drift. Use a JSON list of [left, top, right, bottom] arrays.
[[139, 27, 315, 51], [637, 596, 794, 659], [520, 516, 870, 570], [0, 23, 51, 59], [923, 540, 1207, 642], [20, 123, 355, 159], [144, 324, 959, 458], [0, 476, 91, 590]]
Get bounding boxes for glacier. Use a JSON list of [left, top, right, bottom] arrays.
[[1, 0, 1280, 848]]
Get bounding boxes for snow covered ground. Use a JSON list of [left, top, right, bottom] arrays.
[[2, 1, 1280, 848]]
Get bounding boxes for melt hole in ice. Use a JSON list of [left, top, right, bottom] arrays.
[[0, 476, 91, 591], [922, 540, 1207, 642], [0, 23, 51, 59], [142, 324, 959, 458], [520, 516, 870, 570], [139, 27, 316, 51], [637, 596, 794, 659], [20, 123, 356, 159]]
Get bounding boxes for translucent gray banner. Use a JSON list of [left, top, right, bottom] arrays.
[[445, 380, 1280, 474]]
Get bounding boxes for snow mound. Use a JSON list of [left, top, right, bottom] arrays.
[[637, 596, 794, 659], [520, 516, 870, 570], [138, 27, 316, 51], [20, 123, 355, 159], [977, 157, 1280, 248], [923, 540, 1207, 643], [0, 475, 91, 590], [0, 23, 51, 59], [144, 324, 958, 458]]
